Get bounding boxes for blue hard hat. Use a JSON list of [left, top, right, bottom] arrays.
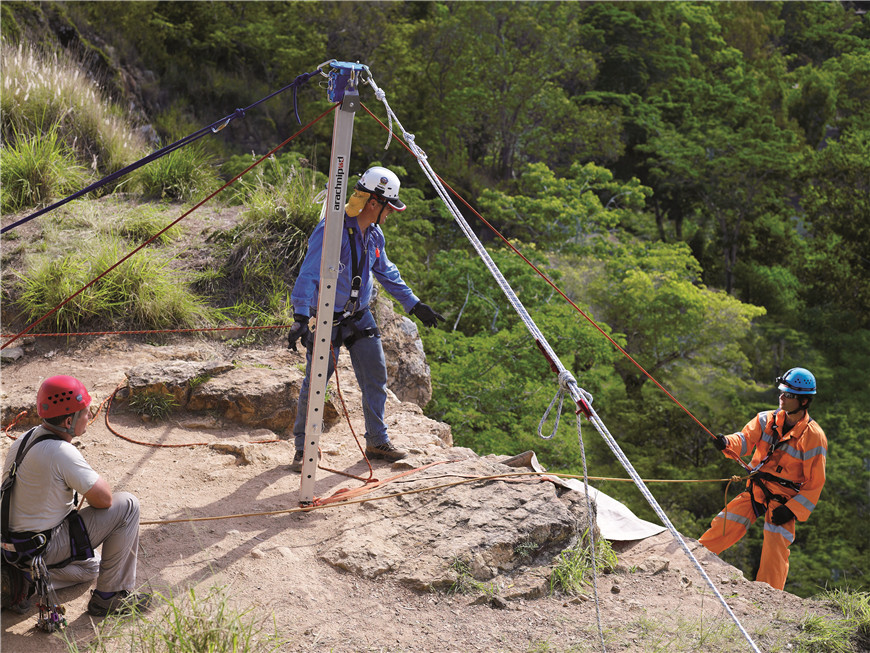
[[776, 367, 816, 395]]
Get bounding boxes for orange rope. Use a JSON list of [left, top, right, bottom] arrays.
[[101, 383, 281, 448], [317, 344, 378, 483], [1, 104, 338, 352]]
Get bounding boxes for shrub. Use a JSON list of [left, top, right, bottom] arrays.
[[62, 585, 287, 653], [550, 529, 618, 596], [210, 156, 324, 323]]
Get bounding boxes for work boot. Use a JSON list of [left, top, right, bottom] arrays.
[[289, 449, 321, 472], [87, 590, 152, 617], [365, 441, 408, 461]]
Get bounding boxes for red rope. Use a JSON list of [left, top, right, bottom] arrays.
[[1, 104, 338, 352], [359, 103, 733, 452], [102, 383, 282, 448], [2, 324, 292, 340]]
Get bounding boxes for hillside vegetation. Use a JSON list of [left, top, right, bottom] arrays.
[[1, 0, 868, 605]]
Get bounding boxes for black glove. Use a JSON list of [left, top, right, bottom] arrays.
[[770, 505, 795, 526], [287, 314, 310, 351], [410, 302, 445, 328], [712, 434, 728, 451]]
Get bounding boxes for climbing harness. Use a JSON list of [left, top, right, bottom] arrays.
[[343, 226, 364, 318], [742, 411, 805, 518]]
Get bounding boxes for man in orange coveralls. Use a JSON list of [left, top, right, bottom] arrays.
[[699, 367, 827, 590]]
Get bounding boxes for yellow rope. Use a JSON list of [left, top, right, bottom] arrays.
[[139, 470, 748, 527]]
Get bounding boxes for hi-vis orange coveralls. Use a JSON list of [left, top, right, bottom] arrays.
[[699, 409, 827, 590]]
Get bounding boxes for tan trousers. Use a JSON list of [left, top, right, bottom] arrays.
[[43, 492, 141, 593]]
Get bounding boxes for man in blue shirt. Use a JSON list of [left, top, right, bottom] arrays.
[[287, 166, 444, 471]]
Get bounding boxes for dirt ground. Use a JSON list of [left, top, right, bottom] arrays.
[[0, 334, 843, 653]]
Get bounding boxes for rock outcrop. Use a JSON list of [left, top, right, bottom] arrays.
[[319, 452, 591, 597]]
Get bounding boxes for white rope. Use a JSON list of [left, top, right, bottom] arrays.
[[575, 410, 607, 650], [365, 74, 761, 653]]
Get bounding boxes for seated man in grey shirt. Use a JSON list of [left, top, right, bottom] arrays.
[[2, 375, 149, 617]]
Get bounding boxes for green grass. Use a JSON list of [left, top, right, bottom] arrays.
[[135, 143, 222, 202], [211, 155, 324, 321], [12, 234, 214, 333], [549, 529, 618, 596], [446, 557, 499, 597], [793, 589, 870, 653], [115, 206, 183, 245], [128, 390, 179, 421], [0, 124, 88, 212], [62, 585, 287, 653]]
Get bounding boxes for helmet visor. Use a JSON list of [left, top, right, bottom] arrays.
[[386, 197, 406, 211]]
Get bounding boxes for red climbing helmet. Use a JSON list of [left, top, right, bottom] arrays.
[[36, 375, 92, 419]]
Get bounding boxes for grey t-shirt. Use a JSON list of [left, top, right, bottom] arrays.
[[2, 428, 100, 532]]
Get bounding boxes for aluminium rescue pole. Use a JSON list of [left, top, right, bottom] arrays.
[[299, 65, 362, 504]]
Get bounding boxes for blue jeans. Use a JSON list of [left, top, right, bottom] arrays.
[[293, 308, 390, 451]]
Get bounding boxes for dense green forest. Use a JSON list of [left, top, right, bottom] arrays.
[[2, 1, 868, 599]]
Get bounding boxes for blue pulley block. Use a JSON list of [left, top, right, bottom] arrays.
[[327, 61, 369, 102]]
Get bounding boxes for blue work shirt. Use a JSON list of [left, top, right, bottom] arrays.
[[291, 213, 419, 318]]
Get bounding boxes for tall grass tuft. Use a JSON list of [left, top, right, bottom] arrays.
[[135, 143, 222, 202], [210, 154, 324, 324], [1, 40, 144, 179], [12, 234, 213, 333], [794, 588, 870, 653], [62, 585, 287, 653], [115, 205, 183, 245], [0, 124, 88, 212]]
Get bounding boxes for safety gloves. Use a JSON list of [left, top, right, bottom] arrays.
[[410, 302, 445, 328], [287, 314, 310, 351], [770, 505, 796, 525], [712, 434, 728, 451]]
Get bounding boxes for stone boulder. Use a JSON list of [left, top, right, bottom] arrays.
[[318, 454, 589, 594], [373, 289, 432, 408], [121, 356, 340, 436]]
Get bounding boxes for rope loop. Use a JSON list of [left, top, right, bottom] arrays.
[[366, 74, 394, 150], [538, 384, 567, 440]]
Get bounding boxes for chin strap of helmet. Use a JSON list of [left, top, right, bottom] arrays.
[[786, 401, 808, 417], [374, 202, 388, 225], [41, 410, 81, 438]]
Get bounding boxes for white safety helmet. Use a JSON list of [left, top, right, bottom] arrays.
[[355, 166, 406, 211]]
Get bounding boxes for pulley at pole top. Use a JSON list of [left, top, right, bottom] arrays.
[[321, 60, 370, 103]]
